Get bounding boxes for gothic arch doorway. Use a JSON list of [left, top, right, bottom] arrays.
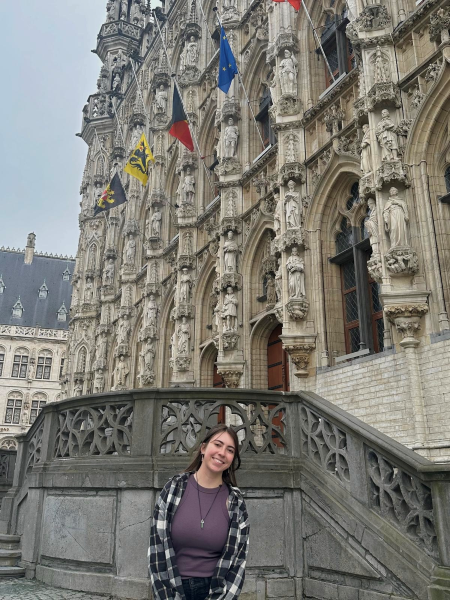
[[213, 360, 225, 388], [267, 324, 290, 392]]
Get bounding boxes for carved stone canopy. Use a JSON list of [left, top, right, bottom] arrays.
[[367, 82, 401, 112], [375, 160, 409, 190], [279, 162, 306, 185]]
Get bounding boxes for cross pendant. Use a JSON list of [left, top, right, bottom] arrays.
[[201, 519, 204, 529]]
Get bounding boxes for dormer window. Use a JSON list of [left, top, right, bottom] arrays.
[[62, 267, 71, 281], [0, 275, 5, 294], [12, 297, 24, 319], [38, 281, 49, 299], [57, 302, 68, 322]]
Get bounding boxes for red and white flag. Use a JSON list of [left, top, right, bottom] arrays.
[[273, 0, 301, 10]]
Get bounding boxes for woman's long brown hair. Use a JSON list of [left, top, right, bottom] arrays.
[[184, 424, 241, 487]]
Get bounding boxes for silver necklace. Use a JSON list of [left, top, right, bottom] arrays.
[[195, 472, 222, 529]]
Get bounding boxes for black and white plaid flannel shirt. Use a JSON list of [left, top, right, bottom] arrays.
[[148, 471, 250, 600]]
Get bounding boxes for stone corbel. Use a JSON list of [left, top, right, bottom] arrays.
[[279, 162, 306, 185], [367, 82, 401, 111], [429, 7, 450, 44], [375, 160, 409, 189], [216, 368, 243, 388], [282, 342, 315, 378], [384, 304, 429, 348], [286, 297, 309, 321]]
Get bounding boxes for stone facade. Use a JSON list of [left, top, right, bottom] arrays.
[[0, 236, 75, 448], [66, 0, 450, 460]]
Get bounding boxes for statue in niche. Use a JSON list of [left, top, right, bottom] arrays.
[[224, 231, 239, 272], [153, 85, 168, 114], [273, 192, 281, 236], [224, 118, 239, 158], [117, 314, 131, 345], [146, 295, 159, 327], [112, 73, 122, 92], [182, 168, 195, 203], [266, 275, 276, 305], [93, 369, 105, 394], [374, 46, 390, 84], [170, 330, 176, 360], [103, 258, 115, 286], [149, 261, 159, 283], [98, 332, 108, 360], [285, 133, 297, 163], [142, 338, 156, 375], [365, 198, 379, 246], [120, 0, 128, 20], [115, 356, 129, 387], [383, 187, 409, 249], [213, 303, 221, 332], [275, 259, 282, 302], [106, 0, 115, 21], [129, 125, 143, 152], [185, 36, 199, 67], [286, 247, 306, 298], [74, 381, 83, 397], [222, 286, 238, 332], [177, 317, 191, 354], [375, 109, 399, 162], [151, 210, 162, 237], [360, 124, 372, 174], [84, 277, 94, 302], [179, 268, 193, 303], [279, 50, 298, 96], [284, 180, 301, 229], [124, 235, 136, 265]]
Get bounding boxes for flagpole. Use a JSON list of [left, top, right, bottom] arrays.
[[301, 1, 336, 82], [152, 11, 217, 200], [213, 8, 266, 151], [130, 59, 152, 125], [111, 96, 127, 148]]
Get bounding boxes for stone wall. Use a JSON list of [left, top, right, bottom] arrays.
[[1, 388, 450, 600]]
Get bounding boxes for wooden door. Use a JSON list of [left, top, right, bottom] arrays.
[[267, 324, 290, 392]]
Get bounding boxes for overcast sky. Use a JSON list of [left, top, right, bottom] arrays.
[[0, 1, 107, 257]]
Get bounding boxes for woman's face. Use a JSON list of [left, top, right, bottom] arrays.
[[201, 432, 236, 475]]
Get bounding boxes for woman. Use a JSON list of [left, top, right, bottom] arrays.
[[149, 424, 250, 600]]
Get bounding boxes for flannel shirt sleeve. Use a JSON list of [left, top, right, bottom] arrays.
[[148, 481, 176, 600], [210, 495, 250, 600]]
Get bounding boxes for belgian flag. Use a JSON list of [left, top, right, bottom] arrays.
[[169, 86, 194, 152], [124, 133, 155, 186], [94, 173, 127, 216]]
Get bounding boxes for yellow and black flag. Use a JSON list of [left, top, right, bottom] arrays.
[[94, 173, 127, 216], [124, 132, 155, 186]]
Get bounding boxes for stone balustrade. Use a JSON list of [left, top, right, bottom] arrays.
[[1, 388, 450, 599]]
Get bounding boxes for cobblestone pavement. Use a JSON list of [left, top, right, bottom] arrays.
[[0, 578, 112, 599]]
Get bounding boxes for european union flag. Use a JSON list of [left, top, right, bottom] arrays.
[[218, 27, 238, 94]]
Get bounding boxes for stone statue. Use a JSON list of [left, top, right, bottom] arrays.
[[27, 232, 36, 247], [177, 317, 191, 354], [224, 231, 239, 272], [84, 277, 94, 302], [151, 210, 162, 237], [275, 259, 282, 302], [124, 235, 136, 265], [115, 356, 129, 387], [143, 339, 156, 373], [120, 0, 128, 20], [182, 169, 195, 203], [366, 198, 379, 246], [284, 180, 301, 229], [183, 232, 193, 256], [279, 50, 298, 96], [103, 259, 115, 286], [383, 187, 409, 249], [360, 124, 372, 174], [112, 73, 122, 91], [74, 381, 83, 397], [224, 118, 239, 158], [222, 286, 238, 331], [374, 46, 389, 84], [94, 370, 105, 394], [146, 295, 159, 327], [274, 193, 281, 236], [285, 133, 297, 163], [170, 330, 176, 360], [266, 275, 276, 305], [375, 109, 399, 162], [286, 247, 306, 298], [98, 332, 108, 360], [185, 37, 199, 67], [179, 268, 193, 304], [213, 304, 221, 332], [154, 85, 168, 114], [117, 315, 131, 345]]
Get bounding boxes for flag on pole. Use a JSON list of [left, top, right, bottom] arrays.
[[124, 133, 155, 186], [218, 27, 238, 94], [273, 0, 301, 10], [169, 85, 195, 152], [94, 173, 127, 216]]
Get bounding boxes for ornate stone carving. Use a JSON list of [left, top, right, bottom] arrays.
[[284, 344, 315, 378], [385, 247, 419, 276], [286, 247, 305, 298], [175, 355, 191, 371], [279, 162, 306, 185], [222, 286, 238, 332], [384, 304, 428, 346], [224, 118, 239, 158], [177, 316, 191, 355], [360, 124, 372, 175], [279, 50, 298, 96], [272, 228, 305, 253], [216, 369, 242, 388], [425, 60, 442, 83], [375, 160, 409, 189], [277, 95, 300, 117], [286, 297, 309, 320], [284, 181, 302, 229], [324, 105, 345, 135], [367, 255, 383, 283], [429, 7, 450, 43], [222, 331, 239, 350], [376, 109, 400, 161], [223, 231, 239, 273], [216, 156, 240, 176], [383, 187, 409, 249], [367, 82, 401, 111], [347, 4, 391, 36]]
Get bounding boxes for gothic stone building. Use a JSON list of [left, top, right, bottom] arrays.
[[0, 234, 74, 448], [65, 0, 450, 461]]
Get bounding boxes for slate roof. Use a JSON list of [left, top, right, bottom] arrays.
[[0, 251, 75, 330]]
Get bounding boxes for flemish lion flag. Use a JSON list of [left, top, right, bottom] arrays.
[[94, 173, 127, 216], [273, 0, 301, 9], [169, 85, 194, 152], [124, 132, 155, 186]]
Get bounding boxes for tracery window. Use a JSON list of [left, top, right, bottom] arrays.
[[0, 348, 4, 377], [59, 357, 65, 379], [321, 7, 355, 88], [255, 85, 276, 149], [11, 349, 29, 378], [5, 392, 23, 425], [36, 350, 52, 380], [30, 393, 47, 424]]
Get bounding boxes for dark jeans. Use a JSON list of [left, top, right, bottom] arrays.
[[182, 576, 212, 600]]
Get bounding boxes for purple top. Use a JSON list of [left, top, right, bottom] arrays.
[[171, 474, 230, 578]]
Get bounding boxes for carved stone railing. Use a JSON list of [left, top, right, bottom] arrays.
[[1, 388, 449, 599], [99, 20, 141, 41], [0, 324, 68, 340]]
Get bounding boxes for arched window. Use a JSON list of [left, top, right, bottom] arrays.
[[5, 391, 23, 424], [445, 165, 450, 194], [321, 8, 355, 88], [255, 84, 275, 149], [11, 348, 29, 378], [30, 392, 47, 424], [36, 350, 53, 380], [88, 243, 97, 270], [0, 346, 5, 377], [77, 347, 87, 372], [335, 217, 353, 253]]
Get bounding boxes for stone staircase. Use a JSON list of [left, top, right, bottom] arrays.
[[0, 534, 24, 577]]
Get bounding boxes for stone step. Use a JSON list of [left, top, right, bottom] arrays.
[[0, 565, 26, 578], [0, 549, 21, 567], [0, 534, 20, 550]]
